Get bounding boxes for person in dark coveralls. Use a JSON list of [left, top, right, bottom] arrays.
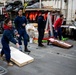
[[54, 14, 64, 40], [0, 18, 19, 66], [38, 12, 46, 47], [14, 8, 30, 52]]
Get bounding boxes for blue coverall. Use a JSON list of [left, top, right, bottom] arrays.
[[14, 16, 28, 46], [1, 28, 17, 62], [54, 27, 62, 40], [38, 15, 46, 45]]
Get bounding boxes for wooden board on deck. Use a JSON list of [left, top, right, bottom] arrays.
[[0, 47, 34, 67], [10, 47, 34, 67], [49, 38, 73, 49]]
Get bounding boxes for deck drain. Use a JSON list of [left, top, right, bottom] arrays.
[[28, 46, 30, 47], [36, 48, 38, 49], [0, 66, 7, 75], [57, 53, 60, 55]]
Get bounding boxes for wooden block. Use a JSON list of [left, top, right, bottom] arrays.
[[0, 47, 34, 67]]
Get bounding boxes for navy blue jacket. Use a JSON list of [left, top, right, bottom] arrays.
[[38, 15, 46, 30], [14, 16, 27, 30], [1, 29, 17, 44]]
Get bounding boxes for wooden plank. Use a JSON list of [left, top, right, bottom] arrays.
[[0, 47, 34, 67], [49, 38, 73, 49], [10, 47, 34, 67]]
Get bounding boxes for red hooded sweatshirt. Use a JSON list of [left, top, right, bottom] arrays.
[[54, 18, 63, 30]]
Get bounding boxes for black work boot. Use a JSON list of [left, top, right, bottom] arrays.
[[38, 43, 44, 47], [24, 46, 31, 52]]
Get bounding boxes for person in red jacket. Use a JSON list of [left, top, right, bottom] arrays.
[[54, 14, 64, 40]]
